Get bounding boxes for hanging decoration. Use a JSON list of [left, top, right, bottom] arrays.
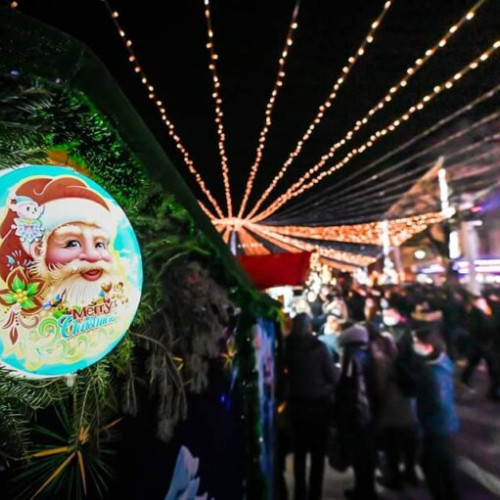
[[0, 165, 143, 377], [251, 37, 500, 221], [100, 0, 224, 219], [248, 0, 487, 219], [203, 0, 234, 217], [237, 0, 301, 218], [245, 0, 395, 219]]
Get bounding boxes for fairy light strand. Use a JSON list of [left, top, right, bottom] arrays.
[[217, 212, 445, 251], [211, 141, 499, 234], [221, 227, 231, 245], [245, 0, 395, 219], [198, 200, 218, 220], [277, 83, 500, 219], [280, 0, 488, 199], [237, 0, 302, 219], [247, 222, 377, 266], [262, 214, 444, 243], [245, 225, 361, 272], [100, 0, 225, 219], [248, 0, 487, 220], [253, 213, 444, 248], [297, 120, 500, 217], [203, 0, 233, 217], [252, 38, 500, 221], [238, 227, 271, 255], [322, 133, 500, 213]]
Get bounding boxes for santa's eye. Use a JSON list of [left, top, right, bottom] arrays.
[[65, 240, 81, 248], [95, 241, 107, 249]]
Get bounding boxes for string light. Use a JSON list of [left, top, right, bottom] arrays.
[[100, 0, 225, 219], [252, 38, 500, 221], [9, 1, 18, 8], [221, 226, 231, 245], [237, 0, 301, 219], [198, 200, 218, 220], [213, 207, 455, 249], [345, 137, 500, 213], [237, 227, 270, 255], [246, 222, 377, 266], [245, 225, 359, 272], [312, 125, 500, 214], [287, 0, 488, 187], [203, 0, 233, 217], [278, 83, 500, 220], [387, 157, 500, 217], [318, 257, 358, 275], [253, 213, 444, 248], [249, 0, 488, 221], [245, 0, 395, 219]]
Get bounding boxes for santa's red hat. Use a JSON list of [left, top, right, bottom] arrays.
[[33, 177, 114, 237], [0, 175, 115, 281]]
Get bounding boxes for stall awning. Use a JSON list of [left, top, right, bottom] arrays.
[[237, 251, 312, 290]]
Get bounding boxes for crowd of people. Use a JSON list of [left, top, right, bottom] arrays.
[[277, 281, 500, 500]]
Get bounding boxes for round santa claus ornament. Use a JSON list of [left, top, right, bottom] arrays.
[[0, 165, 143, 377]]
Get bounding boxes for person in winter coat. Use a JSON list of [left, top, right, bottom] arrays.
[[381, 305, 414, 359], [318, 312, 343, 364], [335, 323, 379, 500], [371, 331, 420, 490], [411, 325, 460, 500], [285, 313, 339, 500], [461, 294, 500, 401]]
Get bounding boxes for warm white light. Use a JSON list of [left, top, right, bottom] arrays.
[[414, 249, 426, 260]]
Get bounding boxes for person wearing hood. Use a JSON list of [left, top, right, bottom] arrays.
[[285, 312, 339, 500], [411, 325, 460, 500]]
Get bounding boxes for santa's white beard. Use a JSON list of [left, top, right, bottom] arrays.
[[47, 273, 108, 306], [35, 259, 119, 307]]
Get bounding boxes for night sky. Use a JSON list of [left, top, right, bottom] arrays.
[[7, 0, 500, 227]]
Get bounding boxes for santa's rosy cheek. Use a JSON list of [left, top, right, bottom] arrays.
[[45, 247, 80, 266], [100, 250, 112, 262]]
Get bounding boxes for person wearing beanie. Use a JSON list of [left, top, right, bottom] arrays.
[[285, 312, 339, 500], [410, 326, 460, 500]]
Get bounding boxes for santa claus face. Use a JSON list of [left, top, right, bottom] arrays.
[[30, 221, 119, 307], [45, 222, 112, 281]]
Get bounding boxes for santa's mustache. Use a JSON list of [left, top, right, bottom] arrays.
[[45, 259, 113, 283]]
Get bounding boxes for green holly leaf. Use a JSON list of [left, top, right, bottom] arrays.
[[0, 292, 17, 304], [21, 298, 36, 310], [12, 276, 25, 292], [27, 282, 40, 295]]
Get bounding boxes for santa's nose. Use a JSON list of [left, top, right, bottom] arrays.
[[79, 247, 101, 262]]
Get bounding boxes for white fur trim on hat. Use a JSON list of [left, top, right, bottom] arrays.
[[39, 197, 115, 236]]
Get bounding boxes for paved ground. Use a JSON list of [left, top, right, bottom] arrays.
[[284, 360, 500, 499]]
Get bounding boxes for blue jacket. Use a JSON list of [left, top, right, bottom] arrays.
[[318, 333, 340, 363], [414, 351, 459, 437]]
